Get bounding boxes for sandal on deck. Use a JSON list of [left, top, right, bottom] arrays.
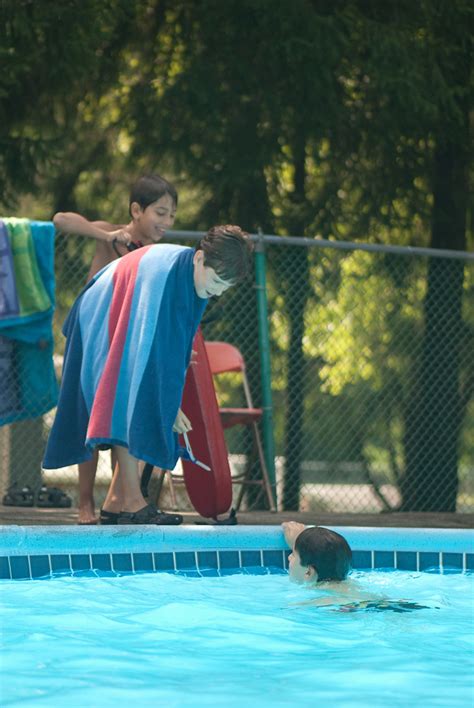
[[99, 509, 119, 525], [117, 504, 183, 525], [36, 486, 72, 508], [2, 483, 35, 507]]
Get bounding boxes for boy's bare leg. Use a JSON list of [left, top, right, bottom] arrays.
[[78, 453, 98, 524], [102, 446, 147, 513]]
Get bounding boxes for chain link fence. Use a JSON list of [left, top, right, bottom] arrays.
[[1, 228, 473, 514]]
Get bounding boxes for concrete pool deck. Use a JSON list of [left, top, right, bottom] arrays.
[[0, 505, 472, 528]]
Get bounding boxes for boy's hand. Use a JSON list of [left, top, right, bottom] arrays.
[[173, 408, 192, 434], [108, 228, 131, 246], [282, 521, 306, 548]]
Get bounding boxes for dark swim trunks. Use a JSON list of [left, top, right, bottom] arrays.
[[335, 600, 434, 613]]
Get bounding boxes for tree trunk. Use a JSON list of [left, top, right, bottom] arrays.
[[401, 138, 468, 511]]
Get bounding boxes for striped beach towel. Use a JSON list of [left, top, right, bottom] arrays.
[[43, 244, 207, 470]]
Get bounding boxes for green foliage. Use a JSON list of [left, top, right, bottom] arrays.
[[0, 0, 134, 207]]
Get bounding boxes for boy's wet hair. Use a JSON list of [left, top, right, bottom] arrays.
[[296, 526, 352, 582], [129, 174, 178, 215], [199, 225, 253, 283]]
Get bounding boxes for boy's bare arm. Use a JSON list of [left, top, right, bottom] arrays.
[[282, 521, 306, 548], [53, 212, 130, 245]]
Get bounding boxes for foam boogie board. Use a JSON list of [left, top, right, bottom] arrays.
[[179, 328, 232, 518]]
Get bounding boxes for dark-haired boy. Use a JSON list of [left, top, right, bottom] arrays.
[[282, 522, 431, 613], [53, 174, 177, 523], [282, 521, 352, 584], [43, 226, 253, 525]]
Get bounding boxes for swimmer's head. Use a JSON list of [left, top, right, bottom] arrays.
[[289, 526, 352, 584]]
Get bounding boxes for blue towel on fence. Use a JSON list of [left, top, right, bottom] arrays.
[[0, 221, 20, 318], [0, 219, 58, 426], [43, 244, 207, 470]]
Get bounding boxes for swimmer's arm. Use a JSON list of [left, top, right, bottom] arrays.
[[291, 595, 348, 608], [53, 212, 130, 245], [281, 521, 306, 548]]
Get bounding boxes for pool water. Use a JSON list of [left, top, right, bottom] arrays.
[[1, 570, 472, 707]]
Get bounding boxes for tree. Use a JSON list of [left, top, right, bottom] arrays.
[[0, 0, 134, 208]]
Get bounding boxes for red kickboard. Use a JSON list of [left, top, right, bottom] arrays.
[[180, 329, 232, 518]]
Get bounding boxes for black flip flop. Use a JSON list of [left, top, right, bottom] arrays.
[[117, 504, 183, 525], [99, 509, 119, 525], [36, 486, 72, 508], [2, 483, 35, 507]]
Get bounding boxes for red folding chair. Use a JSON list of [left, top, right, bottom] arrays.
[[204, 341, 276, 511]]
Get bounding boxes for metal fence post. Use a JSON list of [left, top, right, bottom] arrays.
[[254, 232, 277, 505]]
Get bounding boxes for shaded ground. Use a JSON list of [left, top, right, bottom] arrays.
[[0, 505, 472, 528]]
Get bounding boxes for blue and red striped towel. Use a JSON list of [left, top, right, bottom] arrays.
[[43, 244, 207, 470]]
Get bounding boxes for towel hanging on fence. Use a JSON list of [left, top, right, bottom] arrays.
[[0, 221, 20, 318], [43, 244, 207, 470], [0, 218, 58, 426]]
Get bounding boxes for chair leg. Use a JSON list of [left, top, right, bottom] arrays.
[[233, 427, 276, 512]]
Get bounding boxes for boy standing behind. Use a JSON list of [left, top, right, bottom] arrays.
[[53, 174, 177, 524]]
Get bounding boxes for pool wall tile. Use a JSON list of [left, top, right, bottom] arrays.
[[0, 557, 11, 579], [154, 552, 175, 571], [442, 553, 463, 571], [30, 555, 51, 578], [175, 551, 197, 570], [91, 554, 112, 572], [50, 555, 71, 574], [10, 555, 30, 580], [197, 551, 218, 570], [419, 552, 440, 572], [466, 554, 474, 571], [218, 551, 240, 569], [71, 554, 91, 571], [262, 550, 285, 569], [352, 551, 372, 569], [396, 552, 417, 571], [112, 553, 133, 573], [374, 551, 395, 569], [241, 550, 261, 567], [133, 553, 154, 572]]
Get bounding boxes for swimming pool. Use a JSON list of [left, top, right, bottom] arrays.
[[1, 526, 473, 707]]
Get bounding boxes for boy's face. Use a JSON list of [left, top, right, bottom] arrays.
[[132, 194, 176, 242], [288, 547, 316, 584], [193, 250, 233, 299]]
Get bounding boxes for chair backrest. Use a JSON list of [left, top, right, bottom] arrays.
[[205, 341, 245, 375]]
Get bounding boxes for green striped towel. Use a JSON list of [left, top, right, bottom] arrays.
[[2, 217, 51, 316]]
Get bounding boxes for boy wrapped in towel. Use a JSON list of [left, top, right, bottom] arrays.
[[43, 225, 252, 525]]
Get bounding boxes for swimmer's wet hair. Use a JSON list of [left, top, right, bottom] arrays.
[[199, 225, 253, 284], [129, 174, 178, 214], [295, 526, 352, 582]]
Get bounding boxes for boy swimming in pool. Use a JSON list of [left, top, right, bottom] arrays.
[[282, 522, 431, 613]]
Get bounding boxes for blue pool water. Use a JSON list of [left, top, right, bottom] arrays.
[[1, 569, 473, 707]]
